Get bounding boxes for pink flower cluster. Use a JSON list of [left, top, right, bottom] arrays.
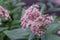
[[0, 6, 10, 24], [21, 5, 53, 36]]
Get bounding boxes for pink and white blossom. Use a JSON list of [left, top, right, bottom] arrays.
[[0, 6, 10, 24], [21, 5, 53, 36]]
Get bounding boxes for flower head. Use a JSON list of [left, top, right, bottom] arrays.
[[21, 5, 53, 36], [0, 6, 10, 24]]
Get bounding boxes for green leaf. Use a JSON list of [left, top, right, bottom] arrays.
[[36, 2, 46, 13], [3, 28, 31, 39], [0, 33, 5, 40], [47, 8, 60, 13], [41, 34, 46, 40], [21, 9, 25, 17], [47, 2, 54, 10], [46, 21, 60, 33], [12, 20, 20, 25], [16, 2, 26, 7], [45, 33, 60, 40], [28, 33, 35, 40], [11, 7, 21, 14], [0, 27, 8, 32], [45, 21, 60, 40]]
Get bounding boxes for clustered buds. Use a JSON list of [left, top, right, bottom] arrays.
[[21, 5, 53, 36], [0, 6, 10, 24]]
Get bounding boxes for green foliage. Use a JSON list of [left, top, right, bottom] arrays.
[[3, 28, 31, 40], [0, 0, 26, 40]]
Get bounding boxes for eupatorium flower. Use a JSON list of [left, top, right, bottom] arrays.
[[21, 5, 53, 36], [0, 6, 10, 24]]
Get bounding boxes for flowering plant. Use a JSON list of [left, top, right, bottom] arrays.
[[0, 0, 60, 40], [21, 5, 53, 36]]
